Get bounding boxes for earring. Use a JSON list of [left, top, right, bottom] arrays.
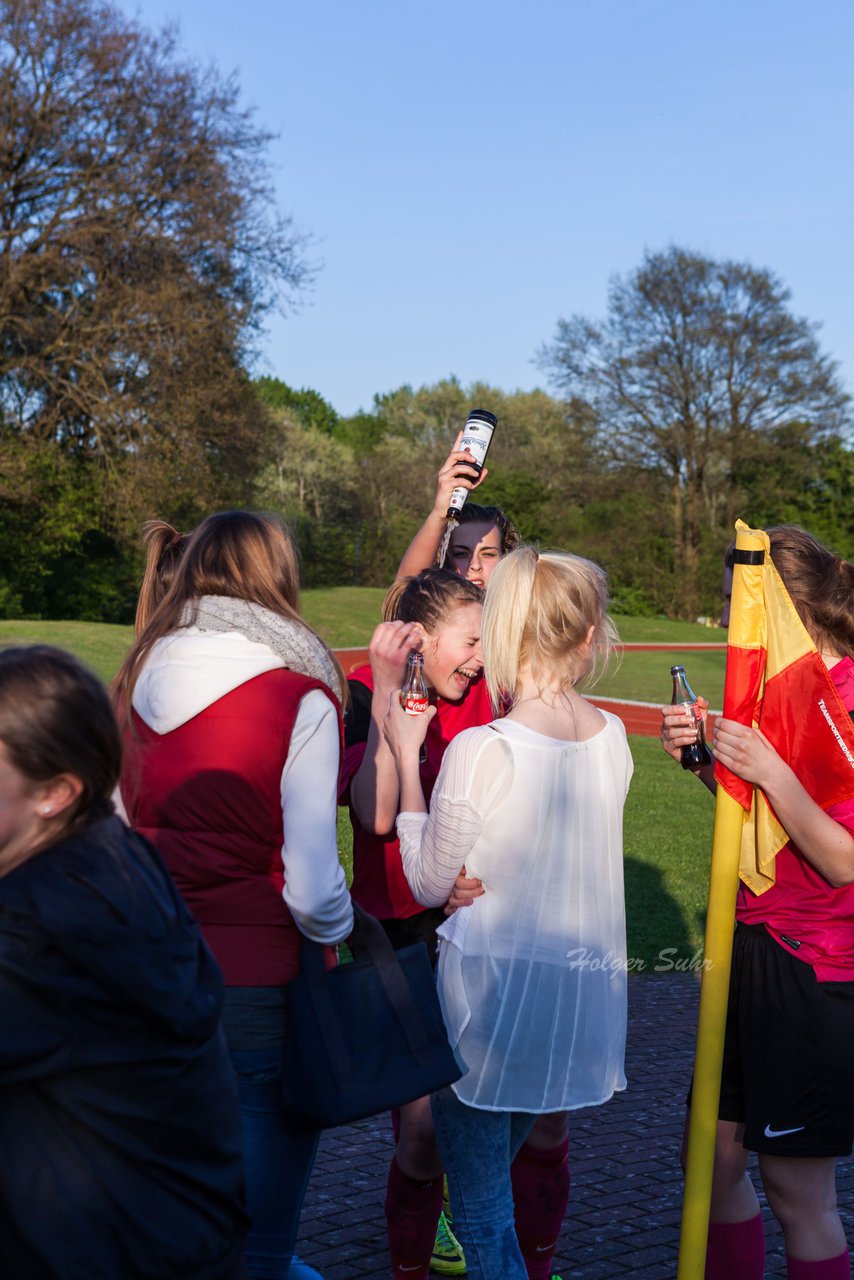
[[40, 806, 52, 817]]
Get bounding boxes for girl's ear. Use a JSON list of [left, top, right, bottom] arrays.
[[585, 624, 595, 648], [412, 621, 439, 656], [36, 774, 84, 821]]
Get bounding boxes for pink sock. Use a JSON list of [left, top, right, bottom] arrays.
[[787, 1250, 850, 1279], [384, 1156, 443, 1280], [511, 1136, 570, 1280], [705, 1214, 765, 1280]]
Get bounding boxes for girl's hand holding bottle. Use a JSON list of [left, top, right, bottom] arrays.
[[659, 695, 710, 764], [382, 695, 436, 766], [431, 432, 486, 520]]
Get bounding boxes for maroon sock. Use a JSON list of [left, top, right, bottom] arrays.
[[511, 1136, 570, 1280], [384, 1156, 443, 1280], [787, 1250, 850, 1279], [705, 1214, 765, 1280], [390, 1107, 401, 1144]]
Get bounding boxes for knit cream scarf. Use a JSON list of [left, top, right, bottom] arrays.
[[181, 595, 340, 698]]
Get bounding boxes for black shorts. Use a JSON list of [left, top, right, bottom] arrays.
[[714, 922, 854, 1157]]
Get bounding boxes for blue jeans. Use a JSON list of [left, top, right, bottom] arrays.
[[229, 1047, 320, 1280], [431, 1086, 536, 1280]]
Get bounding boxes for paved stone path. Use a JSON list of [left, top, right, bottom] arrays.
[[295, 973, 853, 1278]]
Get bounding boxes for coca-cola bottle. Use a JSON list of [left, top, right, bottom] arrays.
[[400, 652, 429, 715], [670, 664, 713, 771]]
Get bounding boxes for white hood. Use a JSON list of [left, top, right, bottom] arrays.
[[132, 629, 284, 734]]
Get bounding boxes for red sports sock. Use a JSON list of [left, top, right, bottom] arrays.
[[705, 1214, 765, 1280], [384, 1156, 443, 1280], [511, 1136, 570, 1280], [787, 1250, 850, 1279]]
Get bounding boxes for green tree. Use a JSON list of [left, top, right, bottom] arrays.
[[332, 380, 603, 584], [539, 247, 849, 617], [738, 427, 854, 556], [254, 379, 338, 435], [255, 410, 359, 587]]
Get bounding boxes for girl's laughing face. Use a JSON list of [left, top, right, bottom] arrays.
[[419, 602, 483, 701]]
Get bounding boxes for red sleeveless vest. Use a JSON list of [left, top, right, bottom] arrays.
[[123, 668, 339, 986]]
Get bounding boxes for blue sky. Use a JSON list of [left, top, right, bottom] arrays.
[[120, 0, 853, 417]]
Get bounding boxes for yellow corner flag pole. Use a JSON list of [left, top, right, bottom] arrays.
[[676, 524, 766, 1279]]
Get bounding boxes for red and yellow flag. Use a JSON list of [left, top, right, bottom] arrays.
[[715, 520, 854, 893]]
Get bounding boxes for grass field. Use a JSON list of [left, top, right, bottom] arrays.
[[0, 588, 725, 690], [595, 648, 724, 708], [1, 593, 719, 968]]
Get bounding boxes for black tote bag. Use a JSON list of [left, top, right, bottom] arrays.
[[279, 904, 463, 1131]]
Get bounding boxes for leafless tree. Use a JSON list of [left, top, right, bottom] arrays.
[[0, 0, 310, 534], [538, 247, 849, 617]]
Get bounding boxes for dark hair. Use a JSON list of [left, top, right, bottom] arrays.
[[135, 520, 190, 634], [115, 510, 345, 712], [767, 525, 854, 660], [382, 569, 483, 628], [455, 503, 520, 555], [0, 647, 121, 829]]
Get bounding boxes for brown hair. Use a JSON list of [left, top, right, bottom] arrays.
[[0, 647, 121, 831], [453, 503, 520, 555], [135, 520, 190, 634], [382, 569, 483, 628], [767, 525, 854, 660], [115, 510, 345, 711]]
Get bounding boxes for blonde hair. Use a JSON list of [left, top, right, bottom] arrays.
[[482, 547, 618, 709], [115, 510, 345, 712]]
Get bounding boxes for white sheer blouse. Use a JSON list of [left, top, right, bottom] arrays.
[[396, 713, 633, 1112]]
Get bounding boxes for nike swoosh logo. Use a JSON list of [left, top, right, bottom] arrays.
[[764, 1123, 806, 1138], [399, 1267, 423, 1274], [535, 1242, 559, 1253]]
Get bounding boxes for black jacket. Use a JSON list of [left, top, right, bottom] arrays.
[[0, 814, 247, 1279]]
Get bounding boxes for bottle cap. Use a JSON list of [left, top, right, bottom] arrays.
[[468, 408, 497, 427]]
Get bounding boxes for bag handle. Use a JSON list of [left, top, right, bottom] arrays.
[[298, 903, 439, 1088]]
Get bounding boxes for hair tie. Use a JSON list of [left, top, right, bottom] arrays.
[[168, 531, 183, 549]]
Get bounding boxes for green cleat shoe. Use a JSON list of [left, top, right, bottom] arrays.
[[429, 1208, 466, 1275], [442, 1175, 453, 1223]]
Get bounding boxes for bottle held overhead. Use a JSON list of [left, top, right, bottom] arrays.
[[446, 408, 497, 520], [670, 664, 713, 771]]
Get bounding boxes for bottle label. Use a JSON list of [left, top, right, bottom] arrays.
[[401, 693, 429, 715], [448, 417, 496, 515], [682, 701, 704, 729]]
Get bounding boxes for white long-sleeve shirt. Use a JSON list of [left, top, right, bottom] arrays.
[[397, 715, 633, 1112]]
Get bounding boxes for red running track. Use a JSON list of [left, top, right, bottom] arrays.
[[333, 647, 723, 740]]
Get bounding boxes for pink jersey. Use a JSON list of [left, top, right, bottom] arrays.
[[736, 655, 854, 980]]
